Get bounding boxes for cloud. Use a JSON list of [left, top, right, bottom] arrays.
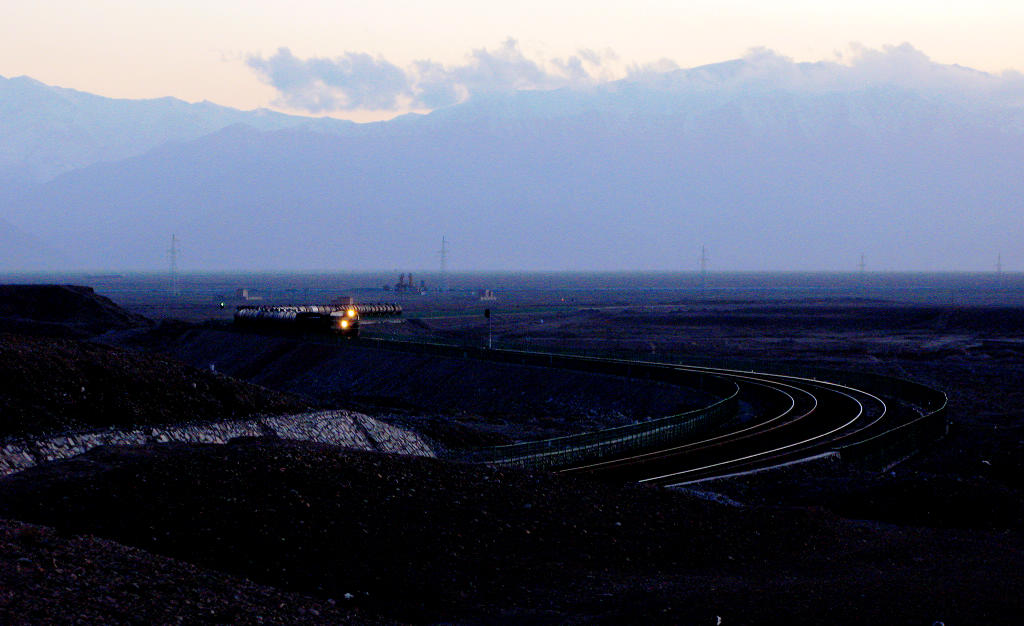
[[451, 39, 557, 93], [409, 60, 463, 110], [247, 39, 615, 113], [723, 44, 1023, 98], [626, 58, 681, 79], [248, 41, 1024, 114], [247, 47, 409, 112]]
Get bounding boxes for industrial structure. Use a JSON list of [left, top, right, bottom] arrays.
[[390, 273, 426, 294]]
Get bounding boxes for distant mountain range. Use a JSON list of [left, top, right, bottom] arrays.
[[0, 74, 363, 185], [2, 55, 1022, 272]]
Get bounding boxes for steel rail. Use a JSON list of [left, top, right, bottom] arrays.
[[550, 356, 887, 482], [559, 375, 811, 474], [643, 381, 867, 486], [665, 361, 890, 435]]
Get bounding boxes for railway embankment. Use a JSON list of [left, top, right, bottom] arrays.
[[116, 326, 716, 445], [0, 409, 433, 478]]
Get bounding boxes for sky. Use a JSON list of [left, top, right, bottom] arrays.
[[3, 1, 1024, 121]]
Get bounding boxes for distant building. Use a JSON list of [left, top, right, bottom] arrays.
[[235, 288, 263, 301]]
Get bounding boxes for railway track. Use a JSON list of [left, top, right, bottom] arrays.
[[560, 363, 889, 485], [355, 338, 903, 480], [248, 333, 939, 481]]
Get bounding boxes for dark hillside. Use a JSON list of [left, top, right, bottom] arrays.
[[0, 284, 149, 338], [0, 284, 307, 437], [0, 333, 307, 438]]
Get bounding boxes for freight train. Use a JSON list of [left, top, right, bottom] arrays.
[[233, 303, 402, 338]]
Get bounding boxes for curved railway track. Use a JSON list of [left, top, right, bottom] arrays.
[[560, 363, 889, 485], [258, 334, 939, 482]]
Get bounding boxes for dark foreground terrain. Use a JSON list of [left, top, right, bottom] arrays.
[[2, 439, 1021, 624], [0, 515, 377, 625], [1, 283, 1022, 623]]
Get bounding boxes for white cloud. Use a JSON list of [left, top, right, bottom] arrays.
[[248, 42, 1024, 114], [247, 48, 409, 112], [728, 43, 1022, 98], [248, 39, 617, 112]]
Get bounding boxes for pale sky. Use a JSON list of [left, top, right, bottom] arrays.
[[3, 0, 1023, 121]]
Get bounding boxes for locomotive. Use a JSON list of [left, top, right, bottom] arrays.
[[233, 303, 401, 338]]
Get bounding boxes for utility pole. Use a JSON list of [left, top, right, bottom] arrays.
[[168, 234, 180, 297], [858, 253, 866, 274], [997, 253, 1003, 276], [439, 235, 450, 293]]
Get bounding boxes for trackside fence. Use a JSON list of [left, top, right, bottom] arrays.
[[355, 338, 740, 470], [475, 390, 738, 470]]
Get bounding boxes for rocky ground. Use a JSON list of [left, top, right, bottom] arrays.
[[1, 284, 1023, 623], [1, 439, 1021, 624], [0, 517, 381, 625]]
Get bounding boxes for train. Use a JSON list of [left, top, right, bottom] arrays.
[[233, 303, 402, 338]]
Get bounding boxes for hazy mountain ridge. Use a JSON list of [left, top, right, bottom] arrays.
[[0, 74, 360, 184], [2, 52, 1022, 271]]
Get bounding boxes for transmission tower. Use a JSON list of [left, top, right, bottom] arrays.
[[438, 235, 450, 293], [168, 234, 180, 297], [997, 253, 1003, 275]]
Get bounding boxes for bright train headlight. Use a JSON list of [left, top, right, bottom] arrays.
[[340, 319, 350, 329], [346, 308, 356, 318]]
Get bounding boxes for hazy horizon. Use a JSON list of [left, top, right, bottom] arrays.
[[4, 269, 1023, 309]]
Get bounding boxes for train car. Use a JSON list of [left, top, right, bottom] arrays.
[[233, 302, 400, 338], [234, 305, 360, 337]]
